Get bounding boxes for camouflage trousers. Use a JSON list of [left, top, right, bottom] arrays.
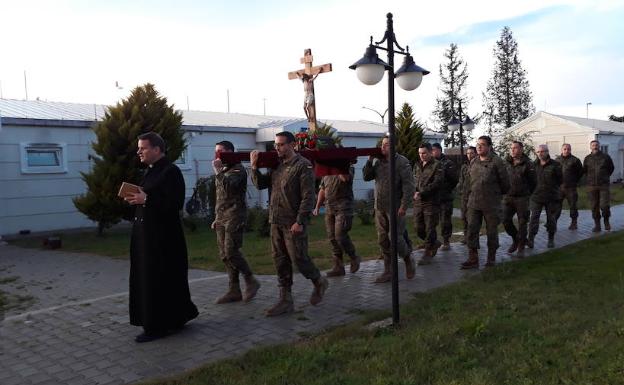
[[461, 197, 469, 240], [375, 209, 411, 261], [216, 222, 252, 284], [587, 185, 611, 220], [529, 200, 562, 236], [559, 187, 579, 219], [439, 200, 454, 241], [325, 210, 357, 260], [270, 224, 321, 288], [413, 202, 439, 248], [467, 207, 501, 250], [502, 196, 530, 242]]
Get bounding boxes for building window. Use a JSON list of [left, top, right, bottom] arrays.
[[20, 143, 68, 174], [600, 145, 609, 154], [175, 146, 192, 170]]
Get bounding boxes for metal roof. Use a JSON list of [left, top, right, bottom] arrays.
[[552, 113, 624, 134], [0, 98, 441, 136]]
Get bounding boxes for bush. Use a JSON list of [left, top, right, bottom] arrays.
[[355, 199, 374, 225]]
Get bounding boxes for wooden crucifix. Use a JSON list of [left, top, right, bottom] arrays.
[[288, 49, 332, 131]]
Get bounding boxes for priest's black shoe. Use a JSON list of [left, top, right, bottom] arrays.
[[135, 330, 167, 343]]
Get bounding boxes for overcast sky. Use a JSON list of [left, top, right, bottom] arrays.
[[1, 0, 623, 130]]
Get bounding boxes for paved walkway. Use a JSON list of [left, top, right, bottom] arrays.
[[1, 206, 622, 385]]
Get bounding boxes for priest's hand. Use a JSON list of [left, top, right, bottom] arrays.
[[312, 207, 320, 216], [413, 192, 420, 200], [250, 150, 259, 169], [397, 206, 406, 217], [125, 187, 147, 205], [290, 222, 304, 234]]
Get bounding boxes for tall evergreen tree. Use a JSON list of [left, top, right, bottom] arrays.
[[432, 43, 472, 147], [482, 26, 534, 135], [73, 84, 186, 234], [395, 102, 425, 166]]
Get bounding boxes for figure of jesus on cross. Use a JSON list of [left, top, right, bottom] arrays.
[[288, 49, 332, 131]]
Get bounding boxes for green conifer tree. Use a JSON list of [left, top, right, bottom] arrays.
[[73, 84, 185, 234], [395, 102, 424, 166]]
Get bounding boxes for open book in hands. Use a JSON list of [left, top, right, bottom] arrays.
[[117, 182, 140, 199]]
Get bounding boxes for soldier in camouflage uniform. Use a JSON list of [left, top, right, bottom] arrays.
[[458, 146, 476, 244], [313, 166, 361, 277], [555, 144, 584, 230], [528, 145, 563, 249], [412, 143, 444, 265], [363, 137, 416, 283], [251, 132, 328, 316], [432, 143, 459, 250], [212, 141, 261, 304], [583, 140, 615, 232], [461, 136, 510, 269], [502, 141, 536, 256]]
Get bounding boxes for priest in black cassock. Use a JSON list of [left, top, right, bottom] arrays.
[[124, 132, 198, 343]]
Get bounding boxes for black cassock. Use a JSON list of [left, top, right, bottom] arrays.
[[129, 157, 198, 332]]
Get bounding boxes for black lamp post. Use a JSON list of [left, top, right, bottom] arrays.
[[350, 12, 429, 325], [447, 100, 475, 160]]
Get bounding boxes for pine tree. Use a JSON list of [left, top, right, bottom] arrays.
[[482, 26, 534, 136], [432, 43, 472, 147], [73, 84, 186, 235], [395, 102, 425, 166]]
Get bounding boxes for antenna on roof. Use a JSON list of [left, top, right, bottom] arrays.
[[227, 89, 230, 113], [186, 95, 190, 111], [24, 70, 29, 101]]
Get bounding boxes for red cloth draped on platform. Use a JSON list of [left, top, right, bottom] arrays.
[[217, 147, 382, 176]]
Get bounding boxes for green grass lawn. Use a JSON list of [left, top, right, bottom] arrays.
[[9, 214, 468, 275], [143, 231, 624, 385]]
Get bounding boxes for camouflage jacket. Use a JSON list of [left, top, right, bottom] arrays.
[[532, 157, 563, 203], [555, 154, 583, 188], [583, 151, 614, 186], [215, 162, 247, 225], [413, 159, 444, 205], [436, 154, 459, 202], [363, 154, 415, 212], [505, 154, 537, 197], [467, 153, 510, 210], [458, 163, 471, 201], [319, 167, 354, 214], [251, 154, 315, 226]]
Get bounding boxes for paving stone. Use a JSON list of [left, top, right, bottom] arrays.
[[1, 206, 621, 385]]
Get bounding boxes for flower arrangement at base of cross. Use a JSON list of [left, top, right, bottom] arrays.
[[295, 128, 319, 151]]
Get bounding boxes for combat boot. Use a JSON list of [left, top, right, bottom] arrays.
[[507, 238, 518, 253], [431, 240, 442, 258], [604, 218, 611, 231], [592, 219, 601, 232], [326, 257, 345, 277], [516, 240, 525, 257], [265, 287, 294, 317], [349, 255, 361, 274], [242, 274, 261, 302], [310, 277, 329, 305], [568, 218, 577, 230], [404, 255, 415, 279], [547, 234, 555, 248], [461, 249, 479, 269], [418, 248, 433, 265], [527, 234, 535, 249], [440, 238, 451, 251], [485, 248, 497, 267], [215, 285, 243, 304], [374, 258, 392, 283]]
